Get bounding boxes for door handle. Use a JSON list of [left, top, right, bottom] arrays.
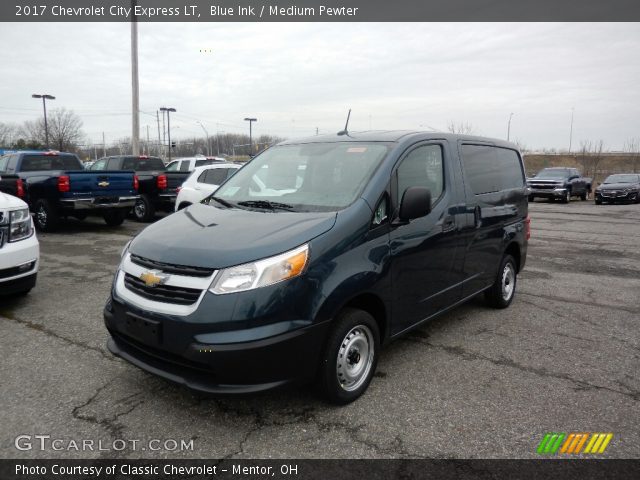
[[474, 206, 481, 228], [442, 216, 456, 233]]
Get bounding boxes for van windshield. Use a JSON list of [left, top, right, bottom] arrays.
[[213, 142, 390, 212]]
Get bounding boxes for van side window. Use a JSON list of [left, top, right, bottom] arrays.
[[461, 145, 524, 195], [166, 161, 179, 171], [180, 161, 190, 172], [397, 144, 444, 205], [92, 159, 107, 171], [0, 156, 8, 172]]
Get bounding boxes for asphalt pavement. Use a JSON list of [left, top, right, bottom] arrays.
[[1, 200, 639, 459]]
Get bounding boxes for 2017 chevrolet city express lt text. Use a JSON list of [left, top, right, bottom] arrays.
[[105, 131, 529, 403]]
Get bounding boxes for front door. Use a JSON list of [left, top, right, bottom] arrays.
[[390, 142, 465, 335]]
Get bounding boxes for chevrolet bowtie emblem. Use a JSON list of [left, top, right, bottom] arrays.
[[139, 270, 168, 288], [98, 181, 110, 187]]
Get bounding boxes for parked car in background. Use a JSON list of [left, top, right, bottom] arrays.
[[175, 163, 241, 211], [527, 167, 592, 203], [594, 173, 640, 204], [0, 151, 138, 231], [91, 155, 189, 222], [0, 191, 39, 295], [165, 155, 226, 173], [104, 131, 529, 404]]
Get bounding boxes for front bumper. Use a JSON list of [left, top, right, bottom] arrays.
[[60, 196, 139, 210], [104, 294, 329, 394], [528, 187, 566, 198]]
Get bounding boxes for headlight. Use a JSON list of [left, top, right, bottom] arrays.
[[210, 244, 309, 294], [9, 208, 33, 242]]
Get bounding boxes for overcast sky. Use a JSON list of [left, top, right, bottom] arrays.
[[1, 22, 639, 150]]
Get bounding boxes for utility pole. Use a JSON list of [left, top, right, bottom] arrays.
[[156, 111, 161, 156], [102, 132, 106, 157], [244, 117, 257, 156], [131, 0, 140, 155], [507, 112, 514, 141], [146, 125, 150, 154], [197, 121, 210, 156], [161, 108, 166, 156], [160, 107, 176, 161], [31, 94, 55, 149], [568, 107, 575, 154]]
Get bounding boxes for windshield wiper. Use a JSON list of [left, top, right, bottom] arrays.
[[208, 196, 235, 208], [237, 200, 294, 211]]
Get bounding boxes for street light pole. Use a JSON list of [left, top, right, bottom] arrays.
[[131, 0, 140, 156], [196, 121, 210, 156], [568, 107, 575, 154], [507, 112, 514, 141], [160, 107, 176, 161], [244, 117, 257, 156], [32, 94, 55, 149]]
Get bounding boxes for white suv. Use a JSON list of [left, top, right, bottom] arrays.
[[0, 192, 39, 295], [175, 163, 241, 211]]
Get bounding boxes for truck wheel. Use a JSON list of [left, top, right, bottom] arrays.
[[595, 198, 602, 205], [581, 190, 588, 201], [562, 189, 571, 203], [528, 195, 535, 202], [103, 210, 126, 226], [484, 254, 518, 309], [318, 308, 380, 404], [73, 213, 88, 221], [33, 199, 60, 232], [133, 194, 155, 222]]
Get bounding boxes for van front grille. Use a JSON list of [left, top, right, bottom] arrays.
[[124, 273, 202, 305]]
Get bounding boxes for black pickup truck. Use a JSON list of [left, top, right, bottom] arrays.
[[91, 156, 188, 222], [527, 167, 592, 203], [0, 151, 138, 231]]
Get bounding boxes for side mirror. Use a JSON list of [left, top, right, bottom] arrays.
[[399, 186, 431, 221]]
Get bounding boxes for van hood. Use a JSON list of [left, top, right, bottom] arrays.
[[129, 203, 337, 269]]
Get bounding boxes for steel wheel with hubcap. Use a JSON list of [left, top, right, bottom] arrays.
[[563, 190, 571, 203], [485, 254, 518, 309], [319, 308, 380, 404], [133, 194, 155, 222]]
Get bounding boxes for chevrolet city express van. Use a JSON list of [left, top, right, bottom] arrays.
[[104, 131, 529, 403]]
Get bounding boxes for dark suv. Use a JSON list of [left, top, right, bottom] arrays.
[[104, 131, 529, 403]]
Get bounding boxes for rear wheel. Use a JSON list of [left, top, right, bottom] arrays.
[[33, 199, 60, 232], [318, 308, 380, 404], [133, 194, 155, 222], [484, 254, 518, 309], [103, 209, 126, 226]]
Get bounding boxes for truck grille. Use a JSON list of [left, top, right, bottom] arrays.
[[528, 183, 557, 190], [130, 254, 214, 277], [124, 273, 203, 305]]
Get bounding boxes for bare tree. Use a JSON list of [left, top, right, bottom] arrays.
[[0, 122, 19, 147], [447, 121, 475, 135], [624, 138, 640, 173], [577, 140, 605, 181], [21, 108, 86, 152]]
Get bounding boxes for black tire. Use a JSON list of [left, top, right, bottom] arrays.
[[562, 189, 571, 203], [33, 199, 60, 232], [133, 194, 156, 222], [595, 198, 602, 205], [318, 308, 380, 404], [103, 209, 126, 226], [484, 254, 518, 309], [73, 212, 88, 221], [528, 195, 534, 203], [581, 190, 588, 201]]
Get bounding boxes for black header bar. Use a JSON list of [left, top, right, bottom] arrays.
[[4, 0, 640, 22]]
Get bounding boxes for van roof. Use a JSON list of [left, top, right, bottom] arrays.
[[278, 130, 518, 148]]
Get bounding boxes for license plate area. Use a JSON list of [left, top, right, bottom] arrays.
[[94, 197, 117, 204], [124, 313, 162, 346]]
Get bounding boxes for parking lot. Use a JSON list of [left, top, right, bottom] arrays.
[[1, 200, 639, 459]]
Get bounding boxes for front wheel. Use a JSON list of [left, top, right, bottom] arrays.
[[484, 254, 518, 309], [562, 189, 571, 203], [581, 190, 588, 201], [103, 209, 126, 226], [318, 309, 380, 404], [528, 195, 535, 202], [133, 194, 156, 222]]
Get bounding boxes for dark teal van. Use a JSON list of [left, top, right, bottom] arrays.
[[104, 131, 529, 403]]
